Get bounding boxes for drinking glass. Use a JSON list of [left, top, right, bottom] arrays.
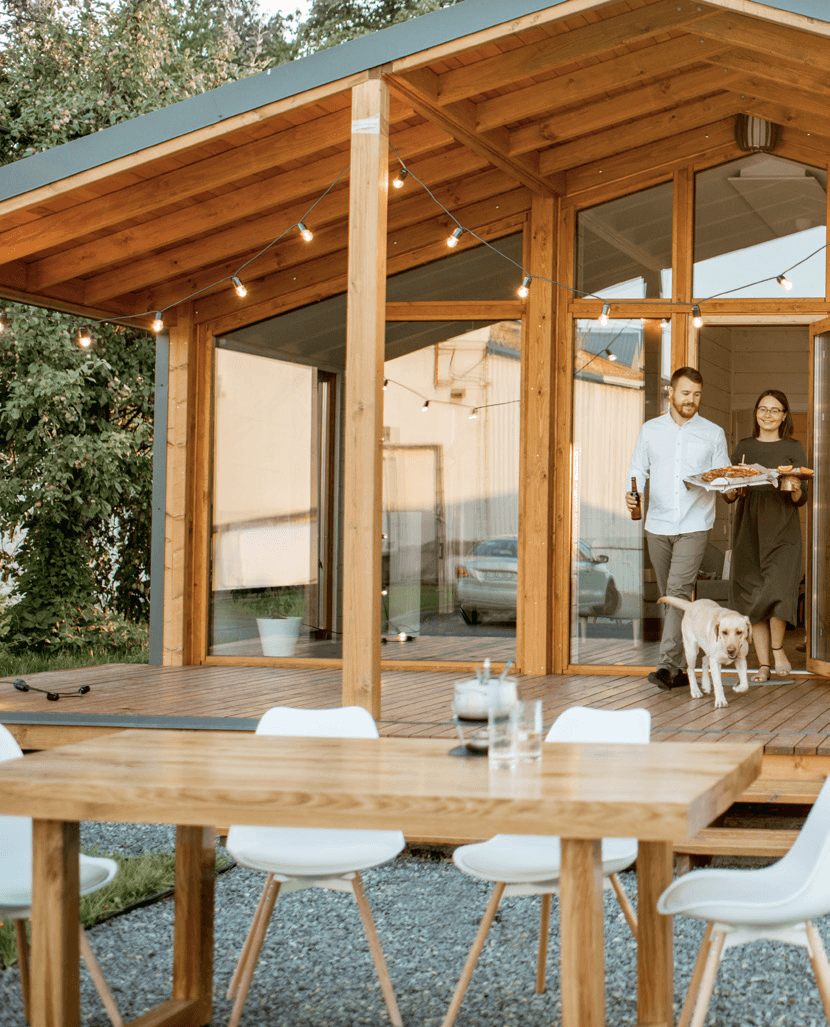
[[514, 700, 543, 761], [488, 704, 518, 768]]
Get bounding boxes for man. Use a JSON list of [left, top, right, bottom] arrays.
[[626, 367, 730, 691]]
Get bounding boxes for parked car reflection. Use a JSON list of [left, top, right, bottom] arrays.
[[455, 535, 619, 625]]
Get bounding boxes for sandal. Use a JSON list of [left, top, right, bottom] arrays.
[[772, 646, 792, 676], [751, 664, 770, 683]]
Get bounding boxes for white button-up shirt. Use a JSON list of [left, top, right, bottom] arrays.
[[628, 412, 730, 535]]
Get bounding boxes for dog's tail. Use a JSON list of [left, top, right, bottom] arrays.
[[657, 595, 693, 612]]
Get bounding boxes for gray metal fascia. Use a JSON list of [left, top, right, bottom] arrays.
[[0, 0, 825, 203]]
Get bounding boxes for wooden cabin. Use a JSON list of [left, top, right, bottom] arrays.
[[1, 0, 829, 715]]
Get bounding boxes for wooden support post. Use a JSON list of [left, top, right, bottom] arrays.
[[518, 195, 557, 675], [164, 304, 195, 666], [673, 167, 695, 370], [636, 841, 675, 1025], [343, 75, 389, 716], [172, 825, 215, 1022], [31, 820, 80, 1027], [559, 838, 604, 1027]]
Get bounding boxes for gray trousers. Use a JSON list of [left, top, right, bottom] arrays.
[[645, 530, 709, 673]]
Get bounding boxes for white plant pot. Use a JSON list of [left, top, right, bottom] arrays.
[[256, 617, 302, 657]]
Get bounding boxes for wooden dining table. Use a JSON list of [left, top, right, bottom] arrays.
[[0, 729, 762, 1027]]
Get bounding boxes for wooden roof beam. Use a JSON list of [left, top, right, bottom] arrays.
[[191, 188, 529, 327], [565, 117, 739, 197], [728, 77, 830, 133], [429, 1, 721, 105], [694, 10, 830, 70], [0, 103, 425, 265], [705, 49, 830, 101], [29, 118, 453, 292], [539, 92, 748, 176], [510, 65, 748, 155], [386, 70, 562, 196], [84, 147, 495, 305], [476, 35, 731, 133]]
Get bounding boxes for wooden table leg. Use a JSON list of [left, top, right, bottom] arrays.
[[560, 838, 605, 1027], [636, 841, 674, 1026], [31, 820, 80, 1027], [172, 825, 216, 1024]]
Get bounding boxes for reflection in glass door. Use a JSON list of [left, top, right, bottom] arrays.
[[808, 320, 830, 673]]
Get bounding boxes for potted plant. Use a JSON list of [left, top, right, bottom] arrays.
[[233, 588, 304, 657]]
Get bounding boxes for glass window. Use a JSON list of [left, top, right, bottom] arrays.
[[576, 181, 673, 299], [570, 317, 671, 665], [383, 321, 520, 663], [694, 154, 827, 299]]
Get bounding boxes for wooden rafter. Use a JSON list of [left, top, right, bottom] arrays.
[[386, 70, 562, 196], [539, 93, 748, 176], [475, 34, 731, 133], [704, 48, 830, 100], [510, 65, 748, 155], [695, 9, 830, 69], [86, 148, 496, 307], [424, 1, 720, 105]]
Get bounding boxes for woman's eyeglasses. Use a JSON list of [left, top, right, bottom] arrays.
[[757, 406, 784, 415]]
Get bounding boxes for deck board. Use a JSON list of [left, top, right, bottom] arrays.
[[1, 663, 829, 758]]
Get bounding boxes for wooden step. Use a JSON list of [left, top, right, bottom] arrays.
[[674, 827, 800, 859], [737, 777, 823, 805]]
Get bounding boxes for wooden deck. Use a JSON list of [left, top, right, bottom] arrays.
[[0, 663, 828, 767]]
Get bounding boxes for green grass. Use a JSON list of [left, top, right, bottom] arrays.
[[0, 642, 148, 680], [0, 847, 231, 971]]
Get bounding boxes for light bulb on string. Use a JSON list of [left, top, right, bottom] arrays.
[[447, 227, 463, 248], [517, 275, 531, 299], [77, 326, 92, 349], [297, 221, 313, 243], [777, 274, 793, 291], [232, 276, 247, 298], [151, 312, 164, 333], [692, 305, 703, 328], [0, 311, 6, 333], [602, 347, 618, 362], [421, 400, 430, 412], [598, 303, 610, 326], [468, 408, 478, 419], [382, 378, 388, 390], [392, 168, 408, 189]]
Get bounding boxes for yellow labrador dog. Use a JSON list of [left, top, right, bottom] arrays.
[[658, 596, 752, 709]]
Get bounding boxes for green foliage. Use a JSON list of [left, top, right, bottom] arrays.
[[232, 586, 305, 620], [296, 0, 457, 55]]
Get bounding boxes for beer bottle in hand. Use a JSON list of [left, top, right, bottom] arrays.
[[629, 477, 642, 521]]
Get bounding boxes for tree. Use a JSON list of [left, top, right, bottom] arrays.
[[296, 0, 456, 55], [0, 0, 293, 650]]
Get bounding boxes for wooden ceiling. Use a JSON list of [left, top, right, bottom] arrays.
[[0, 0, 827, 333]]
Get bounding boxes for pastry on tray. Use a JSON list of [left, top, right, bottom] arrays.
[[701, 465, 759, 482]]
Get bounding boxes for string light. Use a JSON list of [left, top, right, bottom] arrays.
[[297, 221, 313, 243], [77, 326, 92, 348], [468, 408, 478, 419], [421, 400, 430, 412], [446, 227, 463, 248], [232, 276, 247, 298], [517, 275, 531, 298], [0, 311, 5, 333], [777, 274, 793, 291], [392, 168, 408, 189], [692, 305, 703, 328], [151, 312, 164, 333], [382, 378, 388, 390], [602, 347, 618, 362], [599, 303, 610, 326]]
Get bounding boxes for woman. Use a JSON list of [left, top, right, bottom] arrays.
[[727, 390, 807, 682]]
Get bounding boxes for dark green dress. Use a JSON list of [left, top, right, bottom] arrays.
[[728, 437, 808, 625]]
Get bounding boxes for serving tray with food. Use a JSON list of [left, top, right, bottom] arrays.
[[684, 463, 778, 492]]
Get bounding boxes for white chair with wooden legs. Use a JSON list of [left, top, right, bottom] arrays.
[[658, 775, 830, 1027], [225, 705, 405, 1027], [442, 705, 650, 1027], [0, 724, 122, 1027]]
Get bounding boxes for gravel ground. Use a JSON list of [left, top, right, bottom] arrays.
[[0, 822, 827, 1027]]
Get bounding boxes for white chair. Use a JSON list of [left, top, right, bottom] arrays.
[[0, 724, 122, 1026], [225, 705, 405, 1027], [442, 705, 651, 1027], [658, 775, 830, 1027]]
